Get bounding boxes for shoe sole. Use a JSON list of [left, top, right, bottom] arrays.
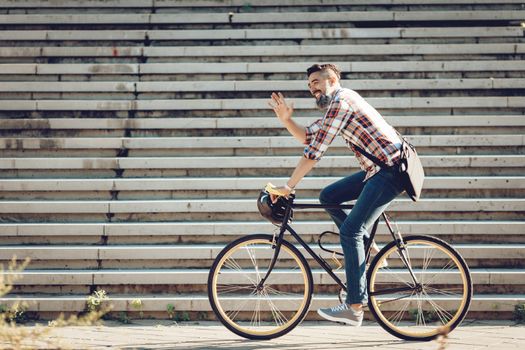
[[317, 309, 362, 326]]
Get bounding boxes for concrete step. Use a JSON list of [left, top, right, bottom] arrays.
[[132, 60, 525, 74], [1, 43, 523, 58], [1, 11, 524, 26], [1, 245, 523, 266], [1, 78, 524, 92], [0, 155, 523, 170], [0, 198, 523, 214], [0, 294, 522, 315], [105, 78, 525, 91], [0, 0, 154, 7], [100, 43, 525, 57], [2, 116, 523, 131], [1, 27, 523, 42], [0, 267, 522, 287], [0, 97, 523, 111], [0, 135, 522, 150], [1, 176, 522, 192], [0, 198, 518, 223], [1, 0, 522, 9], [1, 220, 522, 238], [3, 61, 524, 75]]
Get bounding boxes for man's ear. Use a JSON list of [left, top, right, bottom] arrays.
[[328, 76, 338, 87]]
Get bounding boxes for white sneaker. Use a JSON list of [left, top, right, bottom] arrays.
[[317, 303, 363, 326]]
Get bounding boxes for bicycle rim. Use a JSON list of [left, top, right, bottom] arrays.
[[208, 234, 313, 339], [367, 235, 472, 341]]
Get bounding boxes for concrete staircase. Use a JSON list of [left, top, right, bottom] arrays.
[[0, 0, 524, 321]]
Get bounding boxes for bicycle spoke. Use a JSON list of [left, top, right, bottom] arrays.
[[245, 245, 262, 283], [421, 247, 429, 272], [265, 285, 304, 298], [416, 294, 427, 328], [217, 284, 256, 295], [379, 265, 414, 288], [250, 295, 262, 328], [425, 299, 450, 326], [376, 291, 415, 306], [422, 289, 455, 324], [422, 260, 460, 287], [226, 291, 256, 322], [223, 256, 243, 273], [425, 286, 464, 298], [421, 246, 437, 286], [224, 256, 255, 280], [422, 296, 451, 326], [262, 289, 289, 327], [223, 257, 260, 286], [264, 286, 306, 313], [389, 297, 412, 326]]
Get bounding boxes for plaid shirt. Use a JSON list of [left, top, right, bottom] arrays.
[[304, 88, 402, 181]]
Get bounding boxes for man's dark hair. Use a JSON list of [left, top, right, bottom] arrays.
[[306, 63, 341, 80]]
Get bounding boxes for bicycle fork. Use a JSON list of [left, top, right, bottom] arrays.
[[256, 200, 294, 291], [383, 213, 421, 290]]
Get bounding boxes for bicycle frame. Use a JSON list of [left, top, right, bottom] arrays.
[[257, 195, 420, 297]]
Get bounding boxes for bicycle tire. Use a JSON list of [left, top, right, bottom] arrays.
[[367, 235, 472, 341], [208, 234, 314, 340]]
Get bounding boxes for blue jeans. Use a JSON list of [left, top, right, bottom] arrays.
[[319, 167, 405, 305]]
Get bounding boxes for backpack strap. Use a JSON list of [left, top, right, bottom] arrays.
[[351, 143, 389, 169], [351, 131, 405, 169]]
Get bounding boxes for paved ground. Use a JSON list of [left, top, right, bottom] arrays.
[[5, 319, 524, 350]]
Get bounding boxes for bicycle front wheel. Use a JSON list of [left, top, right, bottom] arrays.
[[367, 235, 472, 341], [208, 234, 313, 340]]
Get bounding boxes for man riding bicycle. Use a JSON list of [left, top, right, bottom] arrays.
[[267, 63, 406, 326]]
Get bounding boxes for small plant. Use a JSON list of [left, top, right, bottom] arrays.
[[197, 311, 207, 321], [2, 304, 29, 324], [0, 257, 30, 297], [131, 298, 144, 319], [167, 303, 176, 320], [408, 308, 438, 322], [86, 290, 109, 312], [0, 256, 112, 349], [175, 311, 191, 322], [514, 303, 525, 323]]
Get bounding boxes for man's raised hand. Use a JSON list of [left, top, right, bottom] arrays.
[[268, 92, 294, 123]]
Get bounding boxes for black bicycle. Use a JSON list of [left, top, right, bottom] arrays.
[[208, 186, 472, 341]]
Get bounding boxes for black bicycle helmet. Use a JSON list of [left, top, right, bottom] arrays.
[[257, 190, 293, 226]]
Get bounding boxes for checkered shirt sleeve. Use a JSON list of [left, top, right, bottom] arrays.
[[304, 119, 322, 145], [303, 99, 354, 161]]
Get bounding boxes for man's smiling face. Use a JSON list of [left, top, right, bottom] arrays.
[[307, 69, 339, 109], [307, 70, 327, 100]]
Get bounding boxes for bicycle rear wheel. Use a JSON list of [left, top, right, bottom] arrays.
[[367, 235, 472, 341], [208, 234, 313, 340]]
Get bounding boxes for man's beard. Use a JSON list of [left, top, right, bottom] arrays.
[[315, 93, 332, 109]]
